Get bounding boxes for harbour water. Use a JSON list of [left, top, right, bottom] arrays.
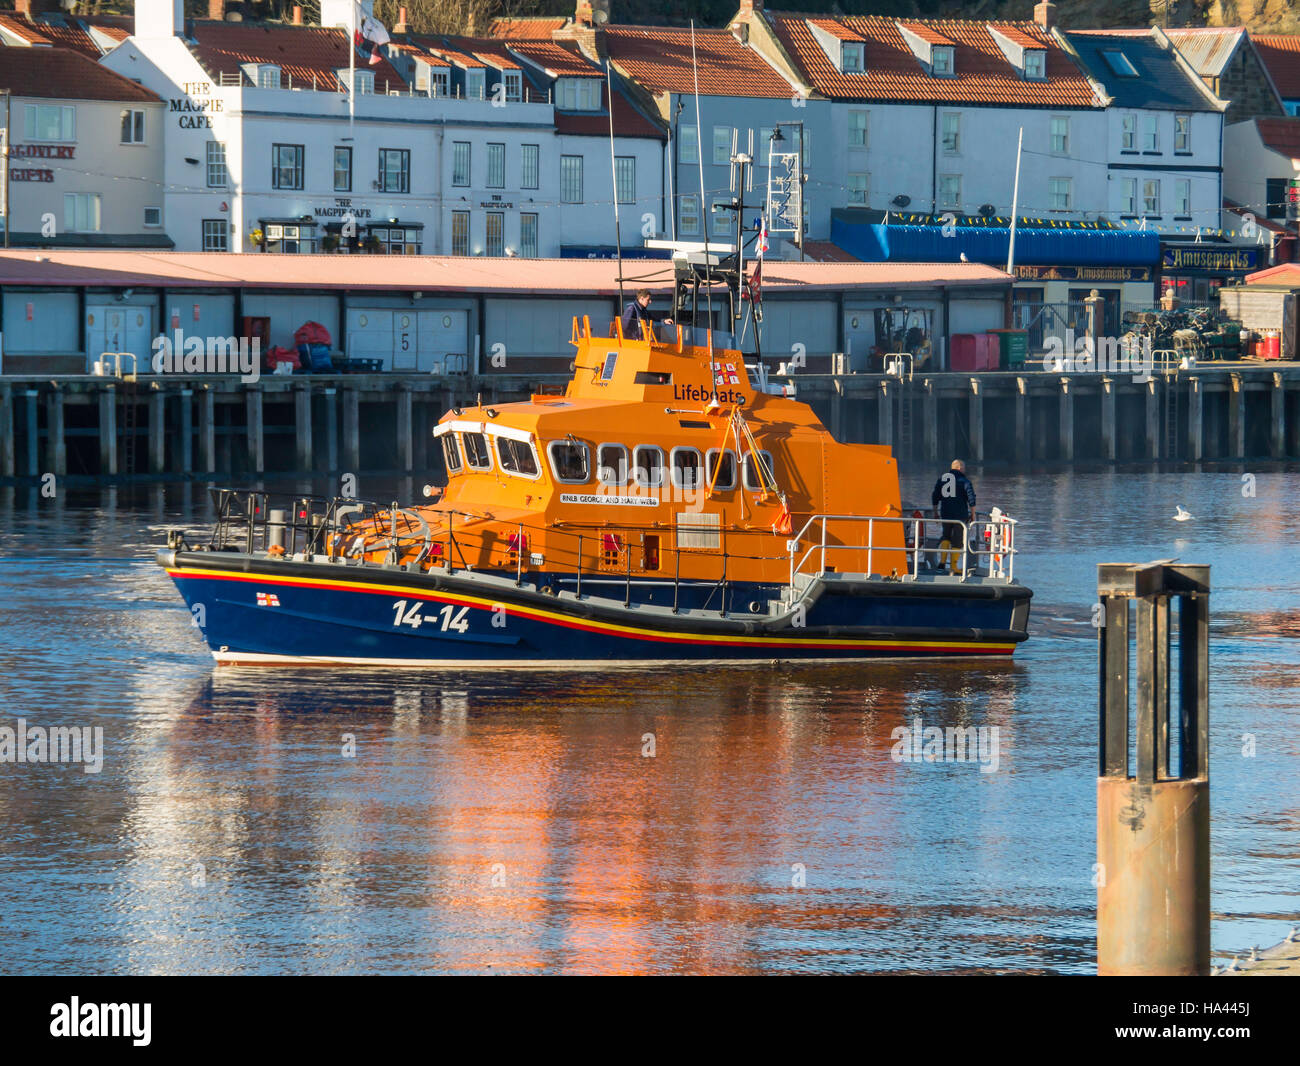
[[0, 466, 1296, 974]]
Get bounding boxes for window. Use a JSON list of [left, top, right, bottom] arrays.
[[64, 193, 100, 233], [442, 434, 463, 473], [521, 144, 539, 190], [465, 68, 485, 100], [422, 65, 449, 97], [272, 144, 304, 190], [1051, 115, 1069, 155], [1142, 114, 1158, 152], [451, 210, 470, 255], [452, 142, 470, 187], [520, 213, 538, 258], [634, 445, 664, 488], [497, 436, 539, 478], [370, 226, 421, 255], [485, 211, 504, 256], [206, 141, 228, 188], [841, 42, 864, 73], [705, 448, 737, 491], [24, 104, 75, 142], [615, 155, 635, 205], [144, 206, 161, 227], [259, 65, 280, 88], [932, 46, 954, 76], [1102, 50, 1139, 77], [1175, 113, 1191, 152], [847, 172, 869, 205], [597, 443, 628, 486], [503, 70, 522, 103], [711, 196, 731, 236], [939, 174, 961, 209], [555, 77, 599, 110], [1266, 177, 1288, 220], [848, 110, 868, 148], [1175, 178, 1191, 217], [678, 124, 698, 164], [1121, 113, 1136, 150], [333, 146, 351, 192], [1049, 177, 1072, 210], [680, 194, 701, 236], [462, 431, 491, 470], [264, 223, 314, 253], [120, 109, 145, 145], [670, 447, 702, 491], [561, 154, 583, 203], [486, 143, 505, 189], [801, 129, 811, 167], [1121, 177, 1137, 215], [548, 440, 589, 483], [337, 68, 372, 94], [742, 450, 775, 492], [1024, 49, 1045, 79], [379, 148, 409, 194], [713, 126, 731, 165], [1143, 178, 1160, 216], [202, 219, 228, 252], [941, 112, 960, 154]]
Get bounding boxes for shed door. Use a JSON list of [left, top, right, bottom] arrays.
[[346, 310, 394, 368], [86, 305, 152, 370]]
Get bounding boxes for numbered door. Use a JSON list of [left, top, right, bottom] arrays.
[[85, 305, 153, 371], [416, 310, 468, 372], [345, 309, 394, 369], [392, 311, 418, 370]]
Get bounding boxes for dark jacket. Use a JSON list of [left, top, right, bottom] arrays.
[[932, 469, 976, 520], [622, 299, 647, 337]]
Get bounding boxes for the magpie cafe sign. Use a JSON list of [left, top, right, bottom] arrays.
[[1161, 246, 1258, 274], [170, 82, 222, 128], [314, 198, 372, 219], [7, 143, 74, 182]]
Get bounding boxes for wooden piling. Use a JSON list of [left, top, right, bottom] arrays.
[[1101, 378, 1116, 461], [1059, 377, 1073, 462], [968, 378, 984, 462], [198, 386, 215, 474], [0, 384, 13, 478], [396, 386, 413, 472], [24, 390, 38, 478], [877, 379, 892, 448], [46, 388, 66, 477], [343, 386, 360, 472], [149, 390, 166, 474], [295, 385, 313, 471], [1271, 372, 1285, 458], [1188, 376, 1203, 462], [98, 386, 117, 476], [1145, 379, 1159, 460], [1014, 377, 1028, 464], [1227, 374, 1244, 458], [324, 387, 339, 473], [178, 388, 193, 474], [923, 379, 938, 463], [246, 387, 264, 473]]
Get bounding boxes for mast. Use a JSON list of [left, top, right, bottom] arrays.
[[606, 64, 625, 310]]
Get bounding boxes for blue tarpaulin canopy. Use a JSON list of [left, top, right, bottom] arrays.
[[831, 217, 1160, 267]]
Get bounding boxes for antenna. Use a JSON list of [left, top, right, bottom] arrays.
[[690, 20, 714, 371], [606, 64, 625, 311]]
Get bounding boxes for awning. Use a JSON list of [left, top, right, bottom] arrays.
[[832, 217, 1160, 267]]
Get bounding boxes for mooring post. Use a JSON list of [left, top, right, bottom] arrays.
[[343, 386, 360, 472], [324, 387, 339, 473], [1271, 371, 1285, 458], [1227, 374, 1244, 458], [1101, 378, 1116, 462], [877, 379, 892, 448], [245, 386, 264, 473], [395, 384, 413, 472], [1015, 377, 1028, 463], [1145, 379, 1159, 459], [1188, 376, 1203, 462], [1059, 377, 1073, 462], [46, 386, 66, 478], [178, 388, 193, 474], [922, 379, 938, 462], [198, 386, 215, 474], [23, 389, 39, 478], [294, 385, 313, 471], [1096, 561, 1210, 976], [149, 389, 166, 475], [968, 378, 984, 463], [98, 384, 117, 476], [830, 376, 844, 443], [0, 383, 14, 478]]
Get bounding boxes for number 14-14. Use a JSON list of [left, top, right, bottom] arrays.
[[391, 599, 470, 633]]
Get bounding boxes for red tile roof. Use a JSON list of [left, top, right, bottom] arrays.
[[509, 39, 602, 79], [189, 21, 405, 92], [488, 17, 568, 41], [555, 83, 666, 141], [993, 26, 1047, 50], [809, 19, 867, 43], [767, 15, 1099, 106], [0, 13, 51, 45], [898, 23, 956, 47], [23, 18, 100, 57], [1253, 35, 1300, 99], [0, 13, 139, 56], [606, 26, 795, 98], [0, 46, 161, 102], [1255, 116, 1300, 158]]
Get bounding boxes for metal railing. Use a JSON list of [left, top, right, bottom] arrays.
[[788, 511, 1018, 587]]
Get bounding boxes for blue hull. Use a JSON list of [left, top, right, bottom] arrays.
[[160, 551, 1031, 666]]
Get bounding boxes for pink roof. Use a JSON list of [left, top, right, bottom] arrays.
[[0, 251, 1010, 294], [1245, 262, 1300, 285]]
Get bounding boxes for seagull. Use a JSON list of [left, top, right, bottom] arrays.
[[959, 252, 969, 262], [1173, 506, 1193, 522]]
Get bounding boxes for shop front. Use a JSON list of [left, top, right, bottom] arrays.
[[1159, 243, 1261, 305]]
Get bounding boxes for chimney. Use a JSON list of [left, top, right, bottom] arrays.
[[736, 0, 764, 17], [293, 4, 303, 25], [394, 6, 408, 34], [14, 0, 55, 18], [1034, 1, 1058, 31], [555, 0, 608, 61]]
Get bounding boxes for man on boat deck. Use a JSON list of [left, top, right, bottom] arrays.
[[621, 289, 672, 340], [931, 459, 976, 574]]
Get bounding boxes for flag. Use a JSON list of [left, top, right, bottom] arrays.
[[744, 257, 762, 304], [256, 592, 281, 607], [757, 215, 769, 257], [354, 3, 390, 66]]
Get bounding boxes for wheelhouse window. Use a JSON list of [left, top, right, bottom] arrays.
[[442, 434, 463, 473], [634, 445, 663, 488], [670, 447, 702, 491], [742, 450, 776, 492], [705, 448, 737, 491], [596, 444, 628, 486], [462, 431, 491, 470], [548, 440, 590, 483], [497, 436, 539, 478]]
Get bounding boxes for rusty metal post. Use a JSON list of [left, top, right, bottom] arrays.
[[1096, 562, 1210, 976]]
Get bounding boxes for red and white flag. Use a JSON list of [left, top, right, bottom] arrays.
[[353, 3, 390, 66], [256, 591, 281, 607]]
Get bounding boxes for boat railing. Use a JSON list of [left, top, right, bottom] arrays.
[[788, 511, 1018, 588]]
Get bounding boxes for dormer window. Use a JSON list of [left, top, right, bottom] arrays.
[[556, 77, 601, 111], [415, 60, 449, 97], [932, 46, 954, 77], [465, 68, 486, 100], [1024, 49, 1046, 79], [841, 42, 864, 73], [243, 63, 281, 89], [503, 69, 523, 102], [338, 68, 374, 95]]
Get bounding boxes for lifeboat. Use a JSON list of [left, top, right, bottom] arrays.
[[158, 213, 1031, 666]]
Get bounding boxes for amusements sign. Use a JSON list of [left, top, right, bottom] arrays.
[[1015, 265, 1151, 282], [1160, 246, 1259, 275]]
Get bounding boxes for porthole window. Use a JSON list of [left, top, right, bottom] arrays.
[[705, 448, 737, 491], [670, 446, 702, 491], [548, 439, 590, 484], [633, 445, 664, 488], [462, 431, 492, 470]]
